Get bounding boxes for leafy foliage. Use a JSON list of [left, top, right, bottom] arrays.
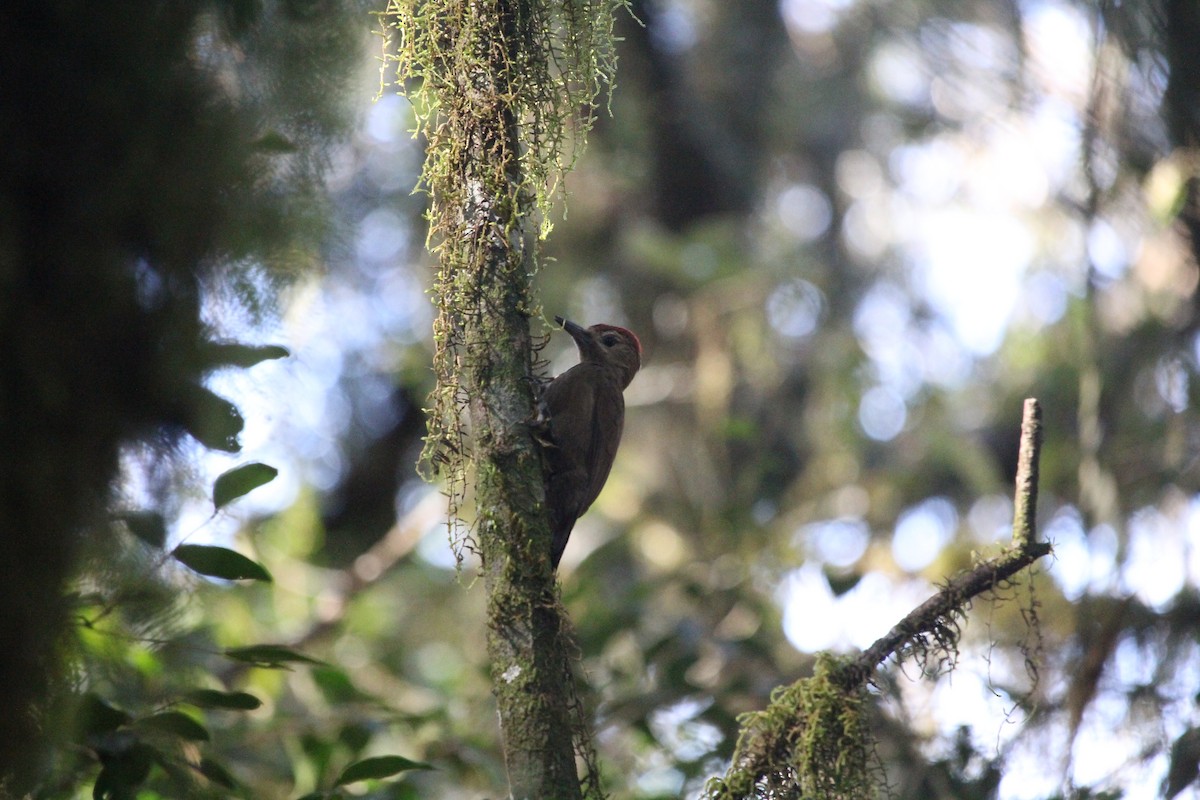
[[42, 462, 436, 800], [0, 0, 366, 791]]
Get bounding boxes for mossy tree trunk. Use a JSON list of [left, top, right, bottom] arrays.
[[469, 305, 581, 800], [382, 0, 624, 791], [453, 29, 584, 800], [391, 0, 587, 795]]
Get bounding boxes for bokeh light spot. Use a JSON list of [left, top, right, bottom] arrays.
[[767, 279, 824, 340], [858, 385, 906, 440], [776, 183, 833, 241], [799, 518, 869, 568], [892, 497, 957, 571]]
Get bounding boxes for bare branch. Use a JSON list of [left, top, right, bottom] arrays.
[[1011, 397, 1043, 550], [835, 398, 1051, 690]]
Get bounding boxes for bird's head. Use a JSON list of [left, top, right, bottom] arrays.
[[556, 316, 642, 389]]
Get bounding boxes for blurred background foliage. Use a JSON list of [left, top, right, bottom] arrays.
[[14, 0, 1200, 799]]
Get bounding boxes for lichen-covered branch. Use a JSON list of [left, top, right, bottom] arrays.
[[708, 399, 1052, 800]]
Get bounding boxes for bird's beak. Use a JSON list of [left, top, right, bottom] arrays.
[[555, 316, 588, 343]]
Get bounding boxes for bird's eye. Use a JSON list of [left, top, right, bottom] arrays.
[[602, 333, 619, 347]]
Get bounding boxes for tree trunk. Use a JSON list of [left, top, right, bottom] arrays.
[[442, 0, 583, 796]]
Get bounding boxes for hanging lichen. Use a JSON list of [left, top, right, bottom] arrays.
[[377, 0, 627, 562]]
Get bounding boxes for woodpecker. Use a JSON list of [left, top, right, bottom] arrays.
[[540, 316, 642, 568]]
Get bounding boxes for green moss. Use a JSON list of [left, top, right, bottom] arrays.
[[707, 653, 875, 800]]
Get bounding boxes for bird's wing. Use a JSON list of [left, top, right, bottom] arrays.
[[580, 384, 625, 514], [543, 366, 595, 517], [540, 367, 627, 567], [543, 368, 594, 467]]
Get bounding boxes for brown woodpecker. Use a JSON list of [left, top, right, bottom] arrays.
[[540, 316, 642, 568]]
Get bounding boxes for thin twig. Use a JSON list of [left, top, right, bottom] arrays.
[[1011, 398, 1043, 550]]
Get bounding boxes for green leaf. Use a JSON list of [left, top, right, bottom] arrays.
[[184, 386, 244, 453], [300, 732, 335, 785], [199, 757, 238, 789], [337, 722, 372, 755], [202, 341, 291, 369], [173, 544, 272, 582], [183, 688, 262, 711], [78, 694, 131, 739], [252, 131, 299, 153], [138, 711, 210, 741], [93, 743, 154, 800], [213, 462, 279, 510], [224, 644, 322, 669], [313, 666, 370, 704], [118, 512, 167, 548], [334, 755, 433, 787], [825, 568, 863, 597]]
